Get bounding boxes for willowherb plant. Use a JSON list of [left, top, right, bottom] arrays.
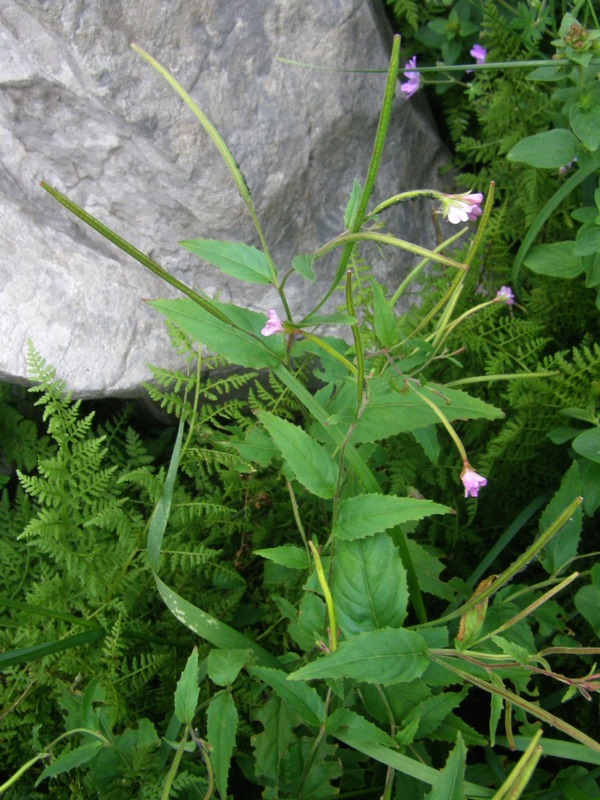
[[6, 27, 600, 800]]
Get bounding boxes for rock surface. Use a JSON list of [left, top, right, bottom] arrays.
[[1, 1, 449, 397]]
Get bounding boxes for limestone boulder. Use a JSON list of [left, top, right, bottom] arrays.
[[0, 0, 449, 396]]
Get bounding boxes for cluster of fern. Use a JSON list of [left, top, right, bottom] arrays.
[[0, 337, 301, 798]]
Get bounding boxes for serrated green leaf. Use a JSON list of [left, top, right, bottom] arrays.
[[255, 545, 310, 571], [326, 707, 396, 746], [332, 532, 408, 636], [404, 689, 468, 741], [174, 647, 199, 725], [35, 741, 104, 786], [507, 129, 579, 168], [252, 695, 299, 785], [292, 253, 316, 281], [346, 378, 503, 443], [424, 733, 466, 800], [181, 238, 274, 284], [207, 649, 251, 687], [258, 410, 339, 499], [288, 628, 429, 685], [150, 298, 284, 369], [207, 691, 238, 799], [333, 494, 449, 540], [249, 665, 324, 727]]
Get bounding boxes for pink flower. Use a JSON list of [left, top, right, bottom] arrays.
[[441, 192, 484, 224], [470, 44, 488, 65], [461, 466, 488, 498], [496, 286, 515, 305], [400, 56, 421, 99], [261, 309, 285, 336]]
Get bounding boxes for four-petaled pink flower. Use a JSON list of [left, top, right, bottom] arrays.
[[496, 286, 515, 305], [400, 56, 421, 99], [441, 191, 484, 224], [461, 465, 488, 498], [470, 44, 488, 65], [261, 309, 285, 336]]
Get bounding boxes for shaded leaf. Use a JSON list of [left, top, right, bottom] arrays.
[[288, 628, 429, 685], [424, 733, 466, 800], [332, 532, 408, 636], [258, 411, 339, 499], [255, 545, 310, 571], [507, 129, 579, 168], [207, 691, 238, 800], [333, 493, 449, 540], [249, 665, 324, 727], [174, 647, 199, 725]]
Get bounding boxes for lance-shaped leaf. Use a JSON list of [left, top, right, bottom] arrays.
[[288, 628, 429, 686], [258, 410, 339, 499], [332, 532, 408, 636], [150, 298, 284, 369], [424, 733, 466, 800], [336, 378, 504, 444], [333, 493, 450, 540], [181, 238, 274, 284], [248, 665, 325, 727], [174, 647, 200, 725], [207, 691, 238, 800]]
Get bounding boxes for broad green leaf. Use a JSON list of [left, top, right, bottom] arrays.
[[345, 378, 503, 444], [575, 225, 600, 257], [575, 583, 600, 636], [406, 540, 454, 601], [507, 129, 580, 168], [252, 695, 299, 785], [539, 462, 583, 574], [226, 425, 279, 467], [255, 545, 310, 571], [174, 647, 199, 725], [280, 737, 341, 799], [258, 410, 339, 499], [207, 648, 251, 686], [207, 691, 238, 800], [35, 741, 105, 786], [180, 238, 274, 284], [404, 689, 468, 741], [292, 253, 316, 281], [249, 665, 324, 727], [572, 427, 600, 463], [333, 493, 449, 540], [524, 241, 584, 279], [570, 93, 600, 151], [331, 532, 408, 636], [424, 733, 466, 800], [288, 628, 429, 685], [326, 707, 396, 747], [150, 298, 284, 369], [371, 279, 396, 349]]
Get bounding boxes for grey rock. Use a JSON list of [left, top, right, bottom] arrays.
[[0, 0, 449, 397]]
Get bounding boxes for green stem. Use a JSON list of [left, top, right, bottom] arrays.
[[416, 496, 584, 629], [345, 270, 365, 406], [160, 726, 190, 800], [130, 44, 280, 288], [306, 34, 401, 318], [309, 541, 337, 651]]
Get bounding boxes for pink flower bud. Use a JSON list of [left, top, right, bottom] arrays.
[[261, 309, 285, 336], [461, 466, 488, 498], [400, 56, 421, 99], [496, 286, 515, 305]]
